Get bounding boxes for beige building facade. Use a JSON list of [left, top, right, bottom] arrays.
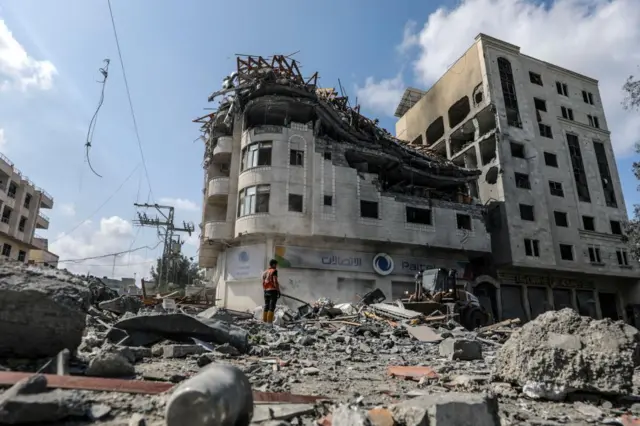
[[395, 34, 637, 323], [0, 153, 55, 265]]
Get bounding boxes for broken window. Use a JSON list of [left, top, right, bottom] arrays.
[[544, 152, 558, 167], [576, 290, 597, 318], [237, 184, 270, 217], [1, 243, 10, 257], [497, 57, 522, 128], [582, 216, 595, 231], [556, 81, 569, 96], [1, 206, 11, 224], [7, 182, 16, 198], [425, 117, 445, 146], [549, 181, 564, 197], [323, 195, 333, 206], [411, 134, 423, 146], [560, 244, 574, 261], [18, 216, 26, 232], [599, 293, 619, 320], [553, 289, 573, 310], [23, 194, 31, 209], [582, 90, 594, 105], [611, 220, 622, 235], [288, 194, 303, 212], [528, 287, 550, 320], [593, 141, 617, 207], [560, 106, 574, 121], [524, 238, 540, 257], [554, 211, 568, 227], [360, 200, 379, 219], [510, 142, 525, 158], [533, 98, 547, 112], [447, 96, 471, 128], [567, 134, 591, 202], [17, 250, 26, 262], [538, 123, 553, 138], [323, 151, 332, 161], [515, 172, 531, 189], [479, 136, 497, 165], [456, 213, 472, 230], [406, 207, 432, 225], [289, 149, 304, 166], [616, 249, 630, 266], [587, 115, 600, 129], [588, 246, 602, 264], [501, 285, 527, 322], [473, 84, 484, 105], [519, 204, 535, 221], [529, 72, 543, 86], [241, 141, 272, 171]]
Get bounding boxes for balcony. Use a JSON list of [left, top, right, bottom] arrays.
[[207, 177, 230, 203], [204, 220, 233, 240], [0, 153, 13, 177], [33, 236, 48, 250], [38, 188, 54, 209], [36, 212, 49, 229], [199, 240, 221, 269], [212, 136, 233, 162]]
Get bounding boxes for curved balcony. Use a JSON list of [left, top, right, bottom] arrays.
[[198, 240, 221, 268], [204, 220, 233, 240], [212, 136, 233, 162], [207, 177, 230, 203]]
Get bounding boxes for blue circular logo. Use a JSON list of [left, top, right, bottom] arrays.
[[372, 253, 394, 276], [238, 251, 249, 262]]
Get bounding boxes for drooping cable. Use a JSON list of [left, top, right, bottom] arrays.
[[85, 59, 111, 178]]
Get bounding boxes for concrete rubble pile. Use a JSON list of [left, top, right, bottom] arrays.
[[2, 262, 640, 424]]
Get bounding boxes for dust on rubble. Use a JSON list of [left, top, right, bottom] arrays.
[[2, 260, 640, 425]]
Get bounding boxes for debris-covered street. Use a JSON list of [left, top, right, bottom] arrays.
[[2, 261, 640, 426]]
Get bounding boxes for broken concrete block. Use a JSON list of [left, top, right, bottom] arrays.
[[106, 313, 250, 353], [331, 405, 373, 426], [85, 351, 135, 378], [390, 393, 500, 426], [163, 344, 205, 358], [99, 295, 143, 315], [0, 262, 90, 358], [127, 346, 153, 361], [166, 363, 253, 426], [439, 338, 483, 361], [129, 413, 147, 426], [197, 306, 233, 322], [492, 308, 640, 395], [252, 403, 315, 423], [215, 343, 240, 356]]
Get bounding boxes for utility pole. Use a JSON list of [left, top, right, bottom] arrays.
[[133, 203, 195, 290]]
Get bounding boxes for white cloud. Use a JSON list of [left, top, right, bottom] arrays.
[[159, 197, 200, 212], [49, 216, 158, 279], [0, 19, 56, 91], [401, 0, 640, 155], [58, 202, 76, 217], [0, 128, 6, 152], [355, 74, 405, 116]]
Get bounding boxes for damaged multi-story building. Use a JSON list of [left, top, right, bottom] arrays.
[[395, 33, 638, 323], [195, 55, 492, 311], [0, 153, 55, 265]]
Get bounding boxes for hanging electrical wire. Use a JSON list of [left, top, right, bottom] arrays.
[[85, 58, 111, 178]]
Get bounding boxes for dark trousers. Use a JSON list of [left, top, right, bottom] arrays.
[[263, 290, 278, 313]]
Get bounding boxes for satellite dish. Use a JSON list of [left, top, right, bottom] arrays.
[[485, 166, 499, 184]]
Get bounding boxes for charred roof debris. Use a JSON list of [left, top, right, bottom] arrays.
[[196, 54, 482, 205]]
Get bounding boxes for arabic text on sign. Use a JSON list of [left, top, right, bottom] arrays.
[[321, 256, 362, 267]]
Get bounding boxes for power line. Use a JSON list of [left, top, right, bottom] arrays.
[[58, 241, 163, 264], [51, 163, 141, 243], [106, 0, 154, 201]]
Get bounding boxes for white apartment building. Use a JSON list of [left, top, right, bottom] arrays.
[[0, 153, 54, 264], [197, 55, 493, 312], [395, 33, 637, 323]]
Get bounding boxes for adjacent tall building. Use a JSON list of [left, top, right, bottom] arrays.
[[197, 55, 493, 311], [395, 34, 637, 322], [0, 153, 55, 265]]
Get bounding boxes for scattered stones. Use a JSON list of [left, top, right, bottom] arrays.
[[0, 261, 90, 358], [99, 295, 143, 315], [85, 350, 135, 377], [439, 338, 483, 361], [163, 344, 205, 358], [390, 393, 500, 426], [331, 405, 373, 426], [89, 403, 112, 420], [300, 367, 320, 376], [493, 309, 640, 396], [129, 413, 147, 426]]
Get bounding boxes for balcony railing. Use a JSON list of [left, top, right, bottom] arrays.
[[0, 153, 13, 167], [39, 212, 50, 222]]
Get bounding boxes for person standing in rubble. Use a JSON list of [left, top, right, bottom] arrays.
[[262, 259, 281, 323]]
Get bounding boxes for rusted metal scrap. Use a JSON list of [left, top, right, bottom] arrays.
[[386, 365, 438, 381]]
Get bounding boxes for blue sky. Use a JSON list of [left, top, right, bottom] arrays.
[[0, 0, 638, 278]]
